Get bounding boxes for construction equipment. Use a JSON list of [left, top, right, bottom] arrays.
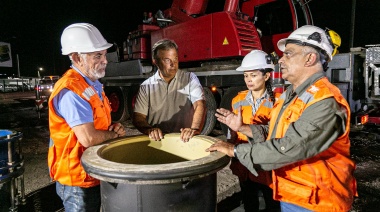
[[334, 45, 380, 138], [101, 0, 313, 135]]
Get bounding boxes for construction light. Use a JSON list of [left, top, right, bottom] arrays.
[[361, 115, 369, 125], [211, 86, 217, 92]]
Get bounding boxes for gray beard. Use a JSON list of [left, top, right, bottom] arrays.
[[90, 69, 105, 80]]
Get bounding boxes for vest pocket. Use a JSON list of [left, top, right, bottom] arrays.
[[284, 107, 303, 123], [275, 175, 317, 205], [93, 104, 107, 119]]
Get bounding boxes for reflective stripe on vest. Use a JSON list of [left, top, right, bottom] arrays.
[[83, 86, 97, 101], [232, 90, 277, 142]]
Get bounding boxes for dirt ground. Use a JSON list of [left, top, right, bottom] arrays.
[[0, 91, 380, 211]]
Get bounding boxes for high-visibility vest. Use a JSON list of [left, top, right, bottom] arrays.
[[268, 77, 356, 211], [230, 90, 278, 186], [48, 69, 112, 187]]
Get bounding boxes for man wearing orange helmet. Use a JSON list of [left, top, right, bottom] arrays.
[[207, 25, 356, 211]]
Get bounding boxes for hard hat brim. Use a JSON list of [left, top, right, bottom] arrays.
[[236, 64, 274, 71], [277, 38, 287, 52], [62, 43, 113, 55]]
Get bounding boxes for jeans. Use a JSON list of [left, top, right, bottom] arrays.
[[280, 202, 313, 212], [56, 181, 100, 212]]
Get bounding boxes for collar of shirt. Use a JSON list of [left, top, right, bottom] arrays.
[[71, 65, 103, 97], [246, 90, 269, 114], [285, 71, 326, 102], [153, 69, 181, 83]]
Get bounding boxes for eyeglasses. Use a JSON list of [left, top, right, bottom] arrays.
[[160, 57, 178, 64]]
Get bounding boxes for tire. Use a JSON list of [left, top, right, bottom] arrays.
[[219, 86, 247, 136], [201, 87, 217, 135], [104, 86, 129, 122], [125, 85, 140, 120]]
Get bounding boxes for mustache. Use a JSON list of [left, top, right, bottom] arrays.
[[98, 64, 107, 70]]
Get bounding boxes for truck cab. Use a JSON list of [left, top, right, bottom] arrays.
[[35, 76, 60, 99]]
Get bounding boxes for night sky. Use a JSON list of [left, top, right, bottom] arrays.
[[0, 0, 379, 78]]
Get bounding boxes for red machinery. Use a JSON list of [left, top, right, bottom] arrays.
[[102, 0, 313, 134], [125, 0, 312, 62]]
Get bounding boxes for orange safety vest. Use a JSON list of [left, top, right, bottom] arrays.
[[268, 77, 356, 211], [230, 90, 279, 186], [48, 69, 112, 187]]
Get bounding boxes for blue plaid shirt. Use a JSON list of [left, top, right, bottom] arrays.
[[246, 90, 270, 115]]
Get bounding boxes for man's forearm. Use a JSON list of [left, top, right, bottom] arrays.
[[237, 124, 253, 138], [247, 124, 269, 143], [235, 124, 269, 142], [132, 112, 152, 134], [191, 100, 206, 130], [73, 123, 119, 148], [94, 130, 119, 145]]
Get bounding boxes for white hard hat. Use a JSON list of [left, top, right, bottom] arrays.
[[61, 23, 112, 55], [236, 50, 274, 71], [277, 25, 333, 61]]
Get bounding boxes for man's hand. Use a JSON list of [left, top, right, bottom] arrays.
[[180, 128, 200, 142], [215, 107, 243, 132], [205, 140, 235, 157], [108, 123, 126, 137], [148, 128, 164, 141]]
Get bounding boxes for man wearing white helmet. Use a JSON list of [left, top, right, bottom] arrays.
[[48, 23, 126, 211], [228, 50, 280, 211], [207, 25, 356, 211]]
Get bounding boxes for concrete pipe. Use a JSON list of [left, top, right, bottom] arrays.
[[81, 133, 230, 212]]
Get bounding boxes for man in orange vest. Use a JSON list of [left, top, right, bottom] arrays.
[[48, 23, 126, 211], [207, 25, 357, 211]]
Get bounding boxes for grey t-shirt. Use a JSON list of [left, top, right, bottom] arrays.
[[134, 69, 204, 133]]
